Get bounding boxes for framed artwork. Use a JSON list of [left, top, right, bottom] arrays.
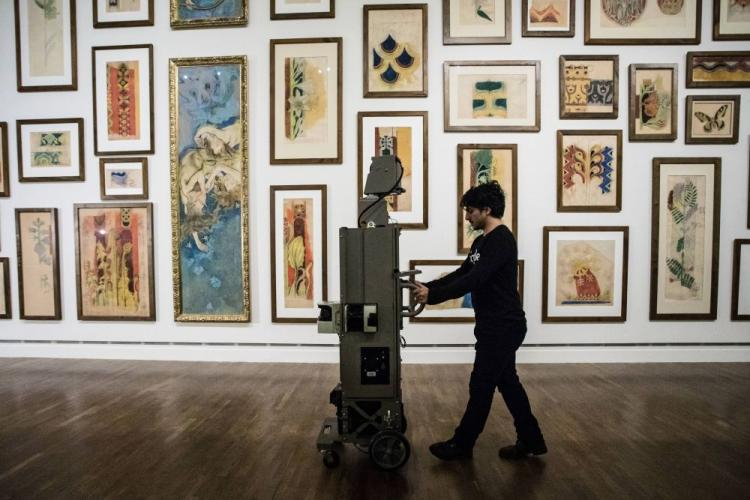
[[270, 38, 342, 164], [270, 185, 328, 323], [357, 111, 428, 230], [628, 64, 678, 142], [443, 0, 511, 44], [16, 118, 84, 182], [731, 239, 750, 320], [650, 158, 721, 321], [585, 0, 701, 44], [0, 257, 10, 320], [444, 60, 541, 132], [170, 0, 247, 28], [170, 56, 250, 322], [15, 208, 61, 320], [92, 45, 154, 156], [522, 0, 574, 37], [686, 51, 750, 88], [14, 0, 77, 92], [99, 158, 149, 200], [556, 130, 622, 213], [685, 95, 740, 145], [559, 55, 618, 119], [457, 144, 517, 254], [271, 0, 334, 20], [364, 4, 427, 98], [74, 203, 155, 321], [714, 0, 750, 40], [0, 122, 9, 197], [748, 139, 750, 229], [94, 0, 154, 28], [542, 226, 629, 323]]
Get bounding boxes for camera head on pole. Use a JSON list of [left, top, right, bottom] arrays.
[[358, 155, 405, 228]]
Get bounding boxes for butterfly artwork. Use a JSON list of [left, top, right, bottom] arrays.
[[686, 95, 739, 144], [694, 104, 728, 132]]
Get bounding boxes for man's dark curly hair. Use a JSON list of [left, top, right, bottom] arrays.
[[460, 180, 505, 218]]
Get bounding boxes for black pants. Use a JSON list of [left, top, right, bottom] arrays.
[[453, 327, 544, 450]]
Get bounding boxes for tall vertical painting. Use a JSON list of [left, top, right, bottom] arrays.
[[628, 63, 678, 142], [0, 122, 9, 197], [15, 208, 61, 320], [0, 258, 10, 320], [731, 239, 750, 321], [170, 0, 247, 28], [170, 56, 250, 322]]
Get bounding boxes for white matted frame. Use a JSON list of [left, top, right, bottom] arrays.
[[271, 0, 334, 20], [94, 0, 154, 28], [16, 118, 84, 182], [443, 0, 511, 45], [99, 157, 149, 200], [731, 239, 750, 321]]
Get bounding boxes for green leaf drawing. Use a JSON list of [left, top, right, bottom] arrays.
[[666, 257, 695, 290], [676, 237, 684, 253]]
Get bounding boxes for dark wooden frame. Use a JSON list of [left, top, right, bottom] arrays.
[[542, 226, 629, 323], [0, 257, 10, 320], [357, 111, 429, 230], [269, 185, 328, 323], [686, 51, 750, 88], [99, 158, 149, 200], [584, 0, 701, 45], [556, 130, 622, 213], [15, 208, 61, 320], [713, 0, 750, 41], [731, 239, 750, 321], [650, 157, 721, 321], [14, 0, 78, 92], [363, 4, 428, 98], [270, 37, 342, 164], [521, 0, 575, 38], [443, 0, 511, 44], [685, 95, 740, 145], [443, 60, 541, 132], [0, 122, 9, 197], [93, 0, 154, 28], [73, 202, 156, 321], [92, 45, 155, 156], [170, 0, 248, 28], [456, 144, 518, 254], [16, 118, 85, 182], [559, 55, 619, 119], [747, 139, 750, 230], [271, 0, 334, 20], [628, 63, 678, 142]]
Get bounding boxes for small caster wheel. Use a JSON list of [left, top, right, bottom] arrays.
[[322, 450, 340, 469], [369, 430, 410, 471]]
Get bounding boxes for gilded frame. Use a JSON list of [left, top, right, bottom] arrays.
[[522, 0, 575, 38], [271, 0, 334, 20], [628, 63, 678, 142], [0, 122, 9, 197], [713, 0, 750, 41], [731, 239, 750, 321], [686, 51, 750, 88], [685, 95, 740, 145], [16, 118, 85, 183], [15, 208, 61, 320], [0, 257, 10, 320], [443, 0, 512, 45], [170, 0, 248, 28], [559, 55, 619, 119], [99, 157, 149, 200], [94, 0, 154, 28]]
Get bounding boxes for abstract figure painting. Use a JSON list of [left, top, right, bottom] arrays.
[[92, 45, 154, 156], [444, 61, 540, 132], [170, 56, 250, 322], [650, 158, 721, 320], [17, 118, 84, 182], [74, 203, 155, 321], [271, 0, 334, 20], [557, 130, 622, 212], [559, 55, 618, 119], [0, 258, 10, 320], [686, 51, 750, 88], [522, 0, 574, 37], [270, 38, 342, 164], [94, 0, 154, 28], [170, 0, 247, 28], [14, 0, 77, 91], [99, 158, 148, 200], [15, 208, 61, 320], [543, 226, 628, 323], [358, 111, 428, 229], [731, 239, 750, 320], [685, 95, 740, 145], [714, 0, 750, 40], [364, 4, 427, 97], [443, 0, 511, 44], [270, 185, 327, 323], [457, 144, 517, 254], [628, 64, 678, 142], [585, 0, 701, 44], [0, 122, 9, 197]]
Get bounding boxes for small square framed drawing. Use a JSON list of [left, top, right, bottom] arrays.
[[0, 122, 9, 197], [357, 111, 428, 229], [444, 61, 540, 132], [270, 185, 327, 323], [714, 0, 750, 41], [628, 64, 678, 142], [271, 0, 334, 20], [170, 0, 247, 28], [270, 38, 342, 164], [522, 0, 574, 37], [556, 130, 622, 212], [559, 55, 618, 119], [685, 95, 740, 145], [16, 118, 84, 182], [443, 0, 511, 44], [14, 0, 77, 91], [74, 203, 156, 321], [99, 158, 148, 200], [686, 51, 750, 88], [0, 258, 10, 320], [93, 0, 154, 28], [364, 4, 427, 97], [650, 158, 721, 320], [92, 45, 154, 156], [542, 226, 629, 323], [15, 208, 61, 320], [731, 239, 750, 321]]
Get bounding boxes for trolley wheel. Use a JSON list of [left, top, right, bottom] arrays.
[[369, 430, 410, 471], [322, 450, 340, 469]]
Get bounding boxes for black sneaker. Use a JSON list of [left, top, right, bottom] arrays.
[[498, 440, 547, 460], [429, 439, 473, 461]]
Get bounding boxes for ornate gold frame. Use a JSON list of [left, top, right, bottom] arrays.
[[170, 0, 248, 29]]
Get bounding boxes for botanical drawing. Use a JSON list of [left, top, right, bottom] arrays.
[[691, 101, 733, 138], [529, 0, 568, 28], [457, 74, 528, 120], [30, 131, 70, 167], [563, 61, 614, 114], [555, 239, 615, 306], [665, 175, 706, 300], [374, 126, 412, 213], [285, 56, 328, 144], [561, 135, 616, 207], [458, 0, 496, 24], [635, 70, 672, 134], [283, 198, 314, 308], [19, 213, 55, 317], [28, 0, 65, 78], [106, 60, 141, 141], [368, 9, 422, 93], [177, 0, 243, 20]]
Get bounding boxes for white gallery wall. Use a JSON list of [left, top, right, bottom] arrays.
[[0, 0, 748, 363]]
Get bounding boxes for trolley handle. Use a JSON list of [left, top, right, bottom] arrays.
[[397, 271, 425, 318]]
